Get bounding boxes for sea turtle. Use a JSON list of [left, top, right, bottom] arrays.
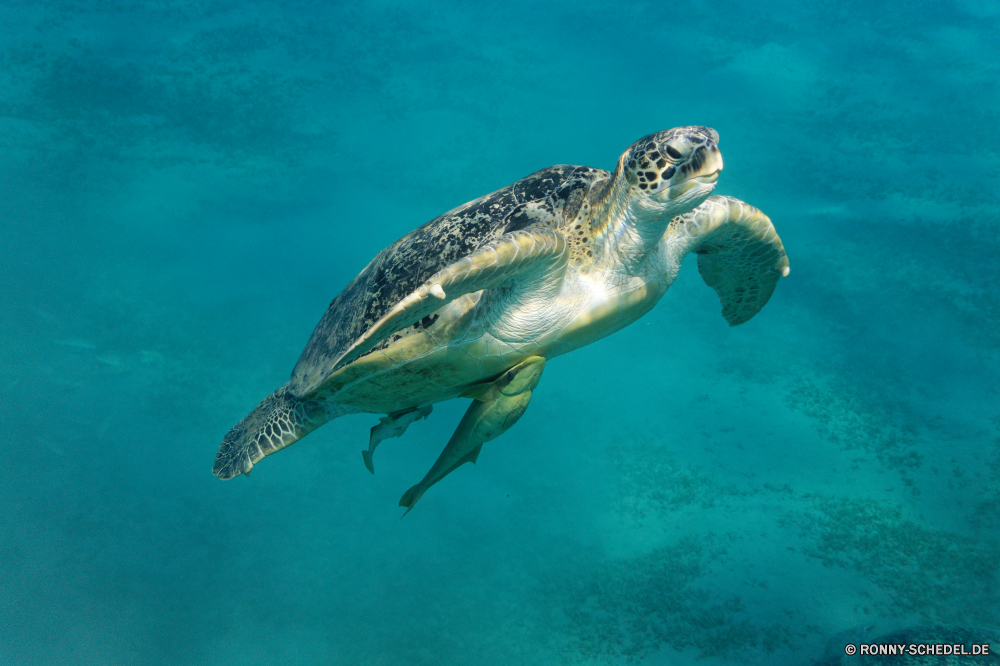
[[213, 126, 790, 513]]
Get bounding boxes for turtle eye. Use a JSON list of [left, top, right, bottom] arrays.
[[664, 144, 683, 160]]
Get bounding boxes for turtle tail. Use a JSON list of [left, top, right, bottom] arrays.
[[213, 387, 331, 479]]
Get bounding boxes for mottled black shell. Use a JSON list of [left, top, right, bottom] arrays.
[[288, 164, 607, 396]]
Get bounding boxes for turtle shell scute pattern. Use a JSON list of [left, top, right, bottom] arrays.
[[288, 164, 606, 396]]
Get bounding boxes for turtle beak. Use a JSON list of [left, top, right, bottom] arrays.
[[667, 147, 723, 200]]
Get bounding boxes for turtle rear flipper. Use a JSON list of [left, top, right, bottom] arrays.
[[213, 388, 331, 479], [674, 195, 790, 326]]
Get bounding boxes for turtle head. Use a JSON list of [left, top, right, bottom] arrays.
[[617, 126, 723, 216]]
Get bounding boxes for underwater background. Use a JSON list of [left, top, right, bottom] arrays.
[[2, 0, 998, 664]]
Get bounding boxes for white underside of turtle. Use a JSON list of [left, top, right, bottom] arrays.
[[213, 126, 790, 514]]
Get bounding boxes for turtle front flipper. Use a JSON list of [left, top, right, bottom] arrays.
[[399, 356, 546, 515], [363, 405, 432, 474], [332, 228, 568, 372], [213, 387, 332, 479], [671, 195, 790, 326]]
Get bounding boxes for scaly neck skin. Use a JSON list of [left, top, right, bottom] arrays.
[[588, 173, 672, 276]]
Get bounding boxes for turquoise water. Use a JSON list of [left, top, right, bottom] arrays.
[[2, 1, 998, 664]]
